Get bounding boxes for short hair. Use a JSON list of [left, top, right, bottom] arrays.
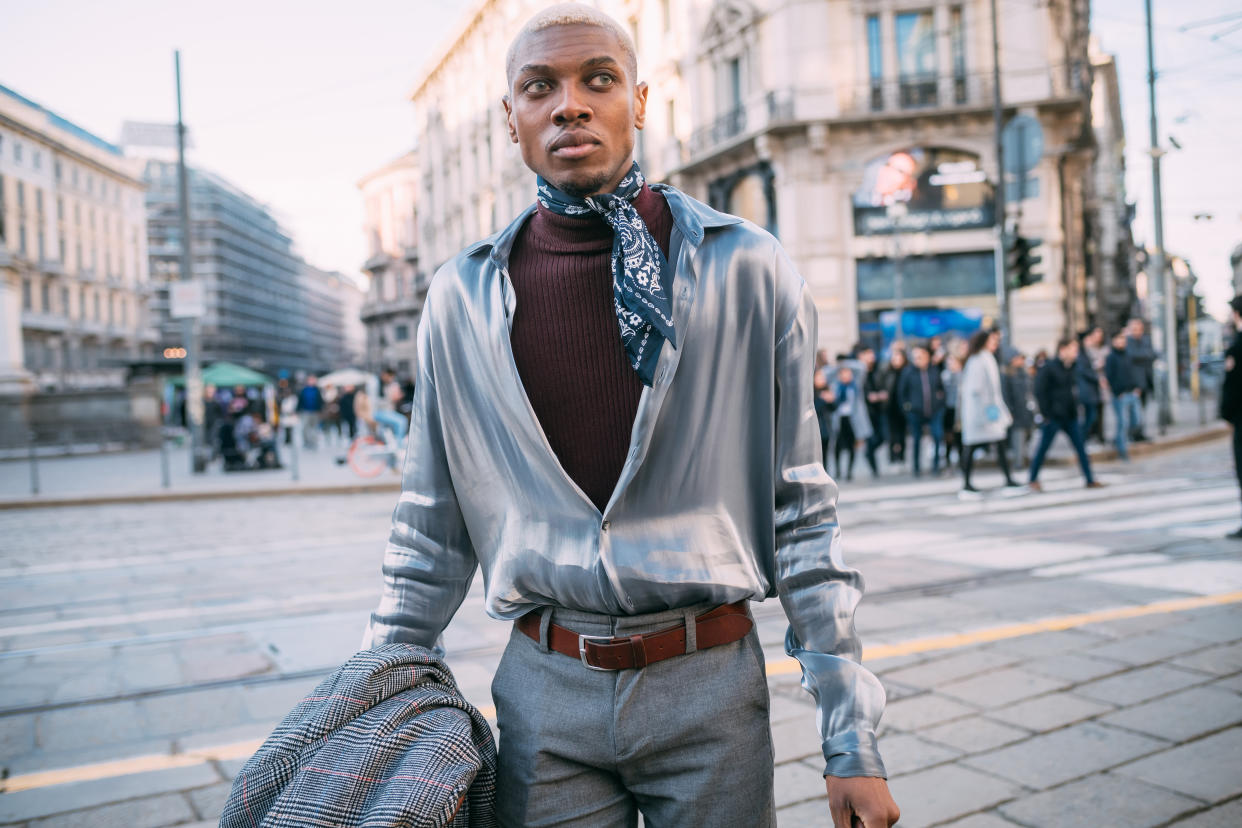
[[1057, 337, 1076, 351], [505, 3, 638, 87]]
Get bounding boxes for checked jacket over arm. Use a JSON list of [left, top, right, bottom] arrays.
[[362, 186, 888, 778]]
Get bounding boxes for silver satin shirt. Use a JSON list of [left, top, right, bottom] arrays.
[[362, 185, 888, 778]]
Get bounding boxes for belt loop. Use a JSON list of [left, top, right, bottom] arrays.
[[538, 606, 553, 653], [683, 609, 697, 654]]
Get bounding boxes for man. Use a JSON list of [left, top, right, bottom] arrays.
[[362, 6, 898, 827], [1028, 338, 1102, 491], [1104, 330, 1142, 462], [371, 369, 408, 443], [1222, 296, 1242, 539], [898, 344, 946, 476], [857, 344, 887, 477], [1076, 327, 1105, 443], [296, 375, 324, 449], [1126, 318, 1156, 441]]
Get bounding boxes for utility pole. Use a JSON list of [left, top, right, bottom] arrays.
[[1146, 0, 1176, 430], [989, 0, 1010, 338], [175, 51, 207, 472]]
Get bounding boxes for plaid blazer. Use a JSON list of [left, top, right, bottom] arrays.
[[220, 645, 497, 828]]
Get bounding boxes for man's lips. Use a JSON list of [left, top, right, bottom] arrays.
[[549, 132, 601, 159]]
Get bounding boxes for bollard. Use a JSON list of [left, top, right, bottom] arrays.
[[27, 431, 40, 495], [160, 430, 172, 489]]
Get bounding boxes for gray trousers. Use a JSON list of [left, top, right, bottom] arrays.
[[490, 601, 777, 828]]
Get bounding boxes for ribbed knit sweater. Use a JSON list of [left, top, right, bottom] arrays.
[[508, 184, 674, 513]]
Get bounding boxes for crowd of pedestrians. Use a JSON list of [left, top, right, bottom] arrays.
[[813, 318, 1159, 495]]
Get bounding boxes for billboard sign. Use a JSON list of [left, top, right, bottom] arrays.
[[853, 147, 994, 235]]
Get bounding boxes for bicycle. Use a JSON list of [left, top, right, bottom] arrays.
[[344, 427, 407, 478]]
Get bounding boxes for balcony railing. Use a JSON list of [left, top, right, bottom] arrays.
[[687, 92, 795, 157], [898, 73, 940, 109], [848, 72, 992, 118], [689, 106, 747, 156]]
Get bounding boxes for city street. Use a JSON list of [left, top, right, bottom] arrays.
[[0, 437, 1239, 827]]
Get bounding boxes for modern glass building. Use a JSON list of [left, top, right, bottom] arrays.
[[142, 160, 320, 377]]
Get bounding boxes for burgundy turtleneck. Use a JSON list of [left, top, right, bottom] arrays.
[[508, 184, 674, 512]]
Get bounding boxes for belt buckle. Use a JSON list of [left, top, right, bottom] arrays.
[[578, 634, 615, 671]]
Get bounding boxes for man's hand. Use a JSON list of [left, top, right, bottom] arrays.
[[825, 776, 900, 827]]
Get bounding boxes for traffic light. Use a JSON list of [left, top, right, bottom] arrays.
[[1005, 234, 1044, 289]]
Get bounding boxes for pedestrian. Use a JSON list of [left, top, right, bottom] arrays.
[[885, 348, 909, 465], [814, 350, 835, 472], [1126, 318, 1155, 441], [941, 353, 963, 469], [1076, 327, 1105, 443], [338, 385, 358, 441], [831, 364, 872, 481], [857, 344, 887, 477], [1028, 338, 1103, 491], [1002, 351, 1035, 468], [1083, 325, 1109, 442], [1220, 296, 1242, 539], [362, 6, 899, 826], [959, 329, 1019, 493], [372, 369, 408, 443], [297, 375, 324, 449], [899, 344, 946, 476], [1104, 330, 1143, 462]]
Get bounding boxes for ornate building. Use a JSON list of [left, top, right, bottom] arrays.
[[0, 84, 155, 392], [406, 0, 1115, 356], [358, 150, 421, 377]]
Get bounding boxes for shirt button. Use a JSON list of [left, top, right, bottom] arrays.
[[601, 520, 611, 532]]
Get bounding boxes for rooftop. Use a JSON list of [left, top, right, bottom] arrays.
[[0, 83, 124, 157]]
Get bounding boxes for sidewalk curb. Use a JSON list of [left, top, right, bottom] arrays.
[[0, 481, 400, 510], [0, 423, 1228, 510]]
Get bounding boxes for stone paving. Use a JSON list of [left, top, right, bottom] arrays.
[[0, 439, 1238, 826]]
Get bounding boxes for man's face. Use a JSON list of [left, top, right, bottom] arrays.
[[504, 24, 647, 197], [859, 349, 875, 369], [912, 348, 929, 369], [1127, 319, 1144, 338], [1112, 333, 1127, 350], [1061, 341, 1079, 363], [1087, 328, 1103, 347]]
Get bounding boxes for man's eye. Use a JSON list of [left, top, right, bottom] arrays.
[[588, 73, 616, 87], [524, 79, 551, 94]]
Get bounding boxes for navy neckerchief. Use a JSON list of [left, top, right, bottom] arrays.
[[535, 162, 674, 387]]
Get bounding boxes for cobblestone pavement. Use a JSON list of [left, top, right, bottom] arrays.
[[0, 438, 1238, 826]]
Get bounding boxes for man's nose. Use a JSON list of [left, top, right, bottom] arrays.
[[551, 84, 591, 124]]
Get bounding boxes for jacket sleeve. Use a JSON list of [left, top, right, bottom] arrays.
[[772, 267, 888, 779], [1034, 365, 1052, 419], [362, 290, 479, 650]]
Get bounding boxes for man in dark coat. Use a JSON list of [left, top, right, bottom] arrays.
[[1028, 338, 1101, 490], [858, 344, 888, 477], [1126, 318, 1156, 441], [1222, 296, 1242, 539], [1105, 331, 1143, 461], [898, 344, 946, 476], [1076, 327, 1105, 443]]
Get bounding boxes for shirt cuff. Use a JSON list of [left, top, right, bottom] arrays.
[[822, 730, 888, 779]]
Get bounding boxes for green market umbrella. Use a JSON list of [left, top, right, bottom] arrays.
[[168, 361, 274, 388]]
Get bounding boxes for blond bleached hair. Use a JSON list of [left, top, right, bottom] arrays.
[[505, 2, 639, 86]]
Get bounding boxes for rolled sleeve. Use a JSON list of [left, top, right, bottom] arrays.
[[362, 292, 478, 651], [772, 269, 888, 779]]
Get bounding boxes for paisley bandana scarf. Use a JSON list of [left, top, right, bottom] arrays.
[[535, 162, 674, 387]]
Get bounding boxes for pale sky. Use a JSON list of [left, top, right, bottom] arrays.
[[3, 0, 1239, 318]]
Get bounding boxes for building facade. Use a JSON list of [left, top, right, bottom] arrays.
[[139, 157, 317, 377], [407, 0, 1112, 357], [303, 264, 366, 372], [358, 151, 421, 376], [0, 84, 155, 392]]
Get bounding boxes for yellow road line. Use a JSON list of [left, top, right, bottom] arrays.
[[5, 589, 1240, 795], [764, 589, 1242, 678]]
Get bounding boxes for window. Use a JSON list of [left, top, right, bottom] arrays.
[[41, 281, 50, 312], [94, 292, 101, 321], [728, 57, 743, 111], [60, 286, 69, 316], [950, 6, 967, 104], [33, 150, 42, 170], [57, 196, 64, 221], [14, 142, 22, 163], [22, 279, 32, 309], [867, 14, 883, 111], [895, 10, 937, 108], [55, 159, 62, 181], [79, 286, 86, 318], [394, 323, 410, 342], [72, 167, 79, 189]]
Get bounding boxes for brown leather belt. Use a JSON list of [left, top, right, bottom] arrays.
[[516, 601, 753, 671]]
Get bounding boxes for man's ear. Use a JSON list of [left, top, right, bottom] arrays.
[[633, 81, 649, 130], [502, 95, 519, 143]]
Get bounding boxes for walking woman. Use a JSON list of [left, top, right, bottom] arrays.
[[959, 329, 1020, 493], [885, 348, 909, 465]]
